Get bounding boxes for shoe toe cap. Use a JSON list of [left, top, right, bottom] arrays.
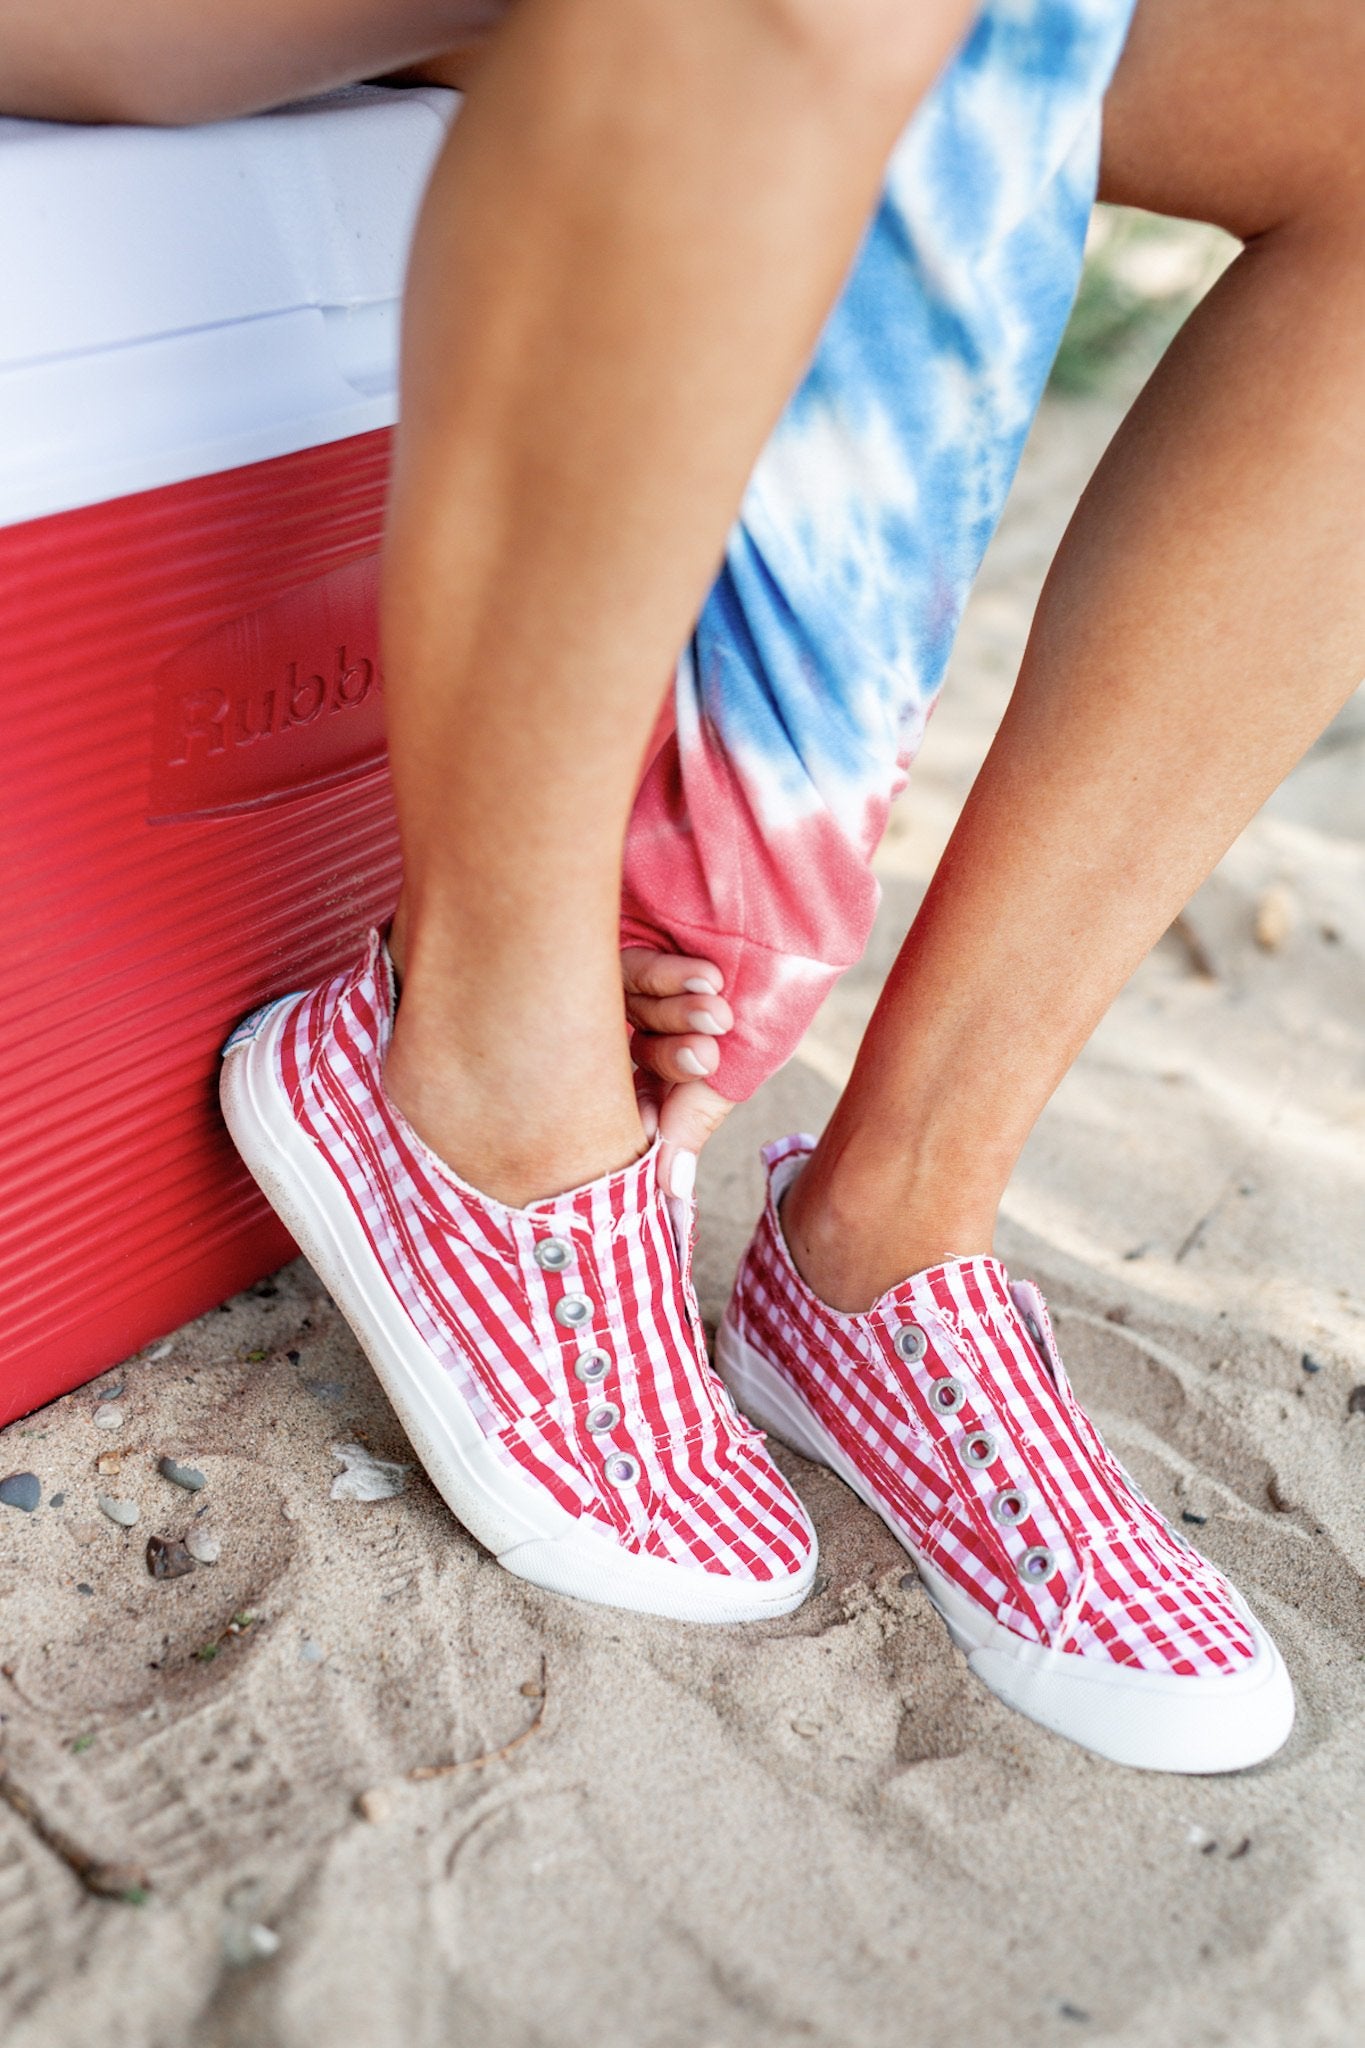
[[498, 1516, 817, 1622], [976, 1613, 1295, 1773]]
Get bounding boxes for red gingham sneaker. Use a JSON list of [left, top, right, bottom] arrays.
[[717, 1135, 1295, 1770], [220, 936, 816, 1623]]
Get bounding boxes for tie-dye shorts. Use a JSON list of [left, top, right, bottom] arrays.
[[620, 0, 1138, 1099]]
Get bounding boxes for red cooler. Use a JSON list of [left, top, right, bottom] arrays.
[[0, 87, 453, 1426]]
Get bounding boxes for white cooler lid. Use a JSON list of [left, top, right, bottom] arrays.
[[0, 85, 455, 527]]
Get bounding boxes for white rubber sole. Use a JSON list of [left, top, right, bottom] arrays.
[[220, 1000, 815, 1624], [717, 1317, 1295, 1772]]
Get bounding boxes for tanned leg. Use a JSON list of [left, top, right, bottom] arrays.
[[3, 0, 976, 1207], [379, 0, 977, 1205], [783, 0, 1365, 1307]]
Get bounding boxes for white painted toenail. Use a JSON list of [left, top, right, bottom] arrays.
[[669, 1151, 696, 1201], [677, 1048, 710, 1078], [686, 1011, 723, 1035], [683, 977, 720, 996]]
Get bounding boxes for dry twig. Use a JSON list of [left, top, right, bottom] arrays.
[[0, 1763, 150, 1902], [408, 1657, 548, 1783]]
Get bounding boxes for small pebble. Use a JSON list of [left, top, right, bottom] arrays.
[[298, 1639, 325, 1665], [146, 1534, 196, 1580], [145, 1339, 174, 1361], [898, 1571, 920, 1593], [0, 1472, 42, 1514], [223, 1921, 281, 1966], [98, 1495, 140, 1529], [1302, 1353, 1324, 1375], [790, 1717, 822, 1739], [186, 1528, 220, 1565], [1348, 1385, 1365, 1416], [1253, 883, 1294, 952], [75, 1583, 93, 1596], [93, 1404, 124, 1432], [49, 1491, 65, 1508], [355, 1788, 391, 1825], [159, 1456, 207, 1493], [330, 1443, 408, 1503], [1181, 1510, 1208, 1526], [96, 1452, 122, 1477]]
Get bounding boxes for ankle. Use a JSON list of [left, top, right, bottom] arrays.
[[385, 1026, 647, 1208], [778, 1153, 999, 1314], [383, 963, 647, 1208]]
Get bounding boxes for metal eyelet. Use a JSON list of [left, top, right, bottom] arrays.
[[929, 1376, 965, 1415], [1023, 1313, 1052, 1364], [960, 1430, 997, 1468], [604, 1453, 639, 1486], [586, 1403, 621, 1436], [990, 1487, 1029, 1527], [893, 1324, 927, 1363], [574, 1349, 611, 1385], [534, 1236, 573, 1272], [554, 1294, 593, 1330], [1018, 1545, 1056, 1583]]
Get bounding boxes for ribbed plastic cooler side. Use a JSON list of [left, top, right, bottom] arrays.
[[0, 431, 401, 1425]]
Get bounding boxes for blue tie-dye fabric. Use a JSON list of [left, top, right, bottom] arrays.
[[621, 0, 1140, 1098]]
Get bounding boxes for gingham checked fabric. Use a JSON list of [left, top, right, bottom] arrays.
[[273, 932, 812, 1581], [727, 1134, 1258, 1676]]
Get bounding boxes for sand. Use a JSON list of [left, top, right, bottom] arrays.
[[3, 374, 1365, 2048]]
